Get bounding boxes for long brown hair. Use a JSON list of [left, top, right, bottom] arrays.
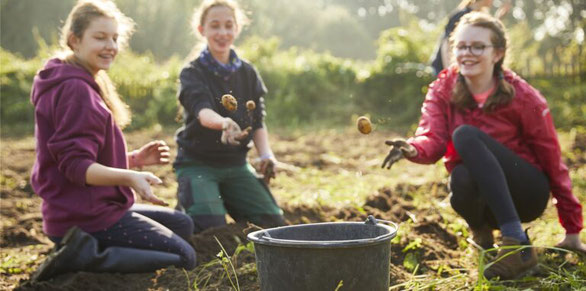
[[449, 12, 515, 112], [177, 0, 249, 122], [59, 0, 135, 128]]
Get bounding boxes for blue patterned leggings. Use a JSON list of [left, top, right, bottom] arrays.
[[50, 204, 196, 269]]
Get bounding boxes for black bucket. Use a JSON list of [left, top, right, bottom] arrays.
[[247, 216, 397, 291]]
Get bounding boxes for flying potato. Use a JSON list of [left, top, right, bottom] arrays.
[[246, 100, 256, 111], [357, 116, 372, 134], [221, 94, 237, 112]]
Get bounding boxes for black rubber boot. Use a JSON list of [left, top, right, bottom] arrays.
[[32, 226, 182, 281]]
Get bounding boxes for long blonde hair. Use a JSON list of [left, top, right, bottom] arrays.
[[449, 12, 515, 112], [59, 0, 135, 128]]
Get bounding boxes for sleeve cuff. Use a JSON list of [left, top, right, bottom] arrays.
[[68, 159, 95, 186]]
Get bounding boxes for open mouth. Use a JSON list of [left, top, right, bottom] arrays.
[[98, 54, 114, 61], [213, 39, 231, 48], [460, 60, 478, 66]]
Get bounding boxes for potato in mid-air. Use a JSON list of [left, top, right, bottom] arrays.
[[246, 100, 256, 111], [221, 94, 237, 112], [357, 116, 372, 134]]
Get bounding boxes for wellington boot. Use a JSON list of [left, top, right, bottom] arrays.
[[483, 236, 538, 280], [32, 226, 183, 281]]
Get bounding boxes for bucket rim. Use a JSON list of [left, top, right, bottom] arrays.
[[247, 221, 397, 248]]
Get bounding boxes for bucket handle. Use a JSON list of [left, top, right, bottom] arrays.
[[260, 229, 272, 239], [365, 215, 398, 230]]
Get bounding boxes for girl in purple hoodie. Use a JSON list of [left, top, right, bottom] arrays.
[[30, 0, 195, 281]]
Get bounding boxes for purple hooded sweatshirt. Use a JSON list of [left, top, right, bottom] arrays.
[[30, 58, 134, 237]]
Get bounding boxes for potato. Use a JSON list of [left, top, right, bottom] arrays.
[[357, 116, 372, 134], [246, 100, 256, 111], [221, 94, 237, 112]]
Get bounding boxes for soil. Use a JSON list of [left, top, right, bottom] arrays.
[[2, 128, 585, 290]]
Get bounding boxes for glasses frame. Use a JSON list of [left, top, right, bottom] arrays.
[[454, 44, 494, 56]]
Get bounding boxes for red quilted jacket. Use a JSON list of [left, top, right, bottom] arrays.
[[406, 67, 582, 234]]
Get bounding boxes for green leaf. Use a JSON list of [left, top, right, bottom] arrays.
[[403, 252, 419, 272]]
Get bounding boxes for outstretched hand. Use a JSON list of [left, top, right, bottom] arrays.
[[128, 171, 168, 206], [132, 140, 170, 168], [221, 118, 250, 145], [381, 139, 417, 170], [556, 233, 586, 255]]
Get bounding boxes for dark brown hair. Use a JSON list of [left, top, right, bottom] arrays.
[[449, 12, 515, 112]]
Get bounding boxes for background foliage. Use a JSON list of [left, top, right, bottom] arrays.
[[1, 0, 584, 136]]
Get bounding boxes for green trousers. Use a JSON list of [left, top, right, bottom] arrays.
[[175, 161, 285, 233]]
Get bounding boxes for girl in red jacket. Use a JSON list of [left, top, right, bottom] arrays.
[[382, 12, 584, 280]]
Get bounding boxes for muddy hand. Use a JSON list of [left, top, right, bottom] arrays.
[[260, 158, 276, 184], [221, 118, 245, 145], [381, 139, 416, 170], [236, 126, 252, 142]]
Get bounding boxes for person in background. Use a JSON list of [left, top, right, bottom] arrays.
[[430, 0, 511, 76], [30, 0, 196, 281], [382, 12, 584, 280], [174, 0, 286, 233]]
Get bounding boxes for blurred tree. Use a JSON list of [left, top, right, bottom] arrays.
[[0, 0, 583, 75], [115, 0, 195, 61], [0, 0, 75, 57]]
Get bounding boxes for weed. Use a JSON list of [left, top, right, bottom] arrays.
[[182, 268, 190, 290], [214, 236, 240, 291], [191, 259, 217, 290], [402, 237, 422, 253], [403, 252, 419, 272]]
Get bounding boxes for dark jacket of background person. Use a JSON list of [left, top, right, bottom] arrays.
[[430, 7, 472, 75], [30, 59, 134, 237], [406, 67, 583, 234], [175, 58, 267, 167]]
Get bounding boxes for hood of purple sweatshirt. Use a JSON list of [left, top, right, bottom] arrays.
[[31, 58, 99, 106]]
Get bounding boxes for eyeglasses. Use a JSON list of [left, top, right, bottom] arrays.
[[454, 44, 493, 56]]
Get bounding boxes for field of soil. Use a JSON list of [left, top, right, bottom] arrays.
[[1, 127, 585, 290]]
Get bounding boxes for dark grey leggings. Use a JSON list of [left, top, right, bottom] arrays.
[[449, 125, 550, 229]]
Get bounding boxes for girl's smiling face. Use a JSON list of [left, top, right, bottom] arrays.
[[70, 16, 119, 75], [198, 5, 238, 63], [453, 24, 503, 81]]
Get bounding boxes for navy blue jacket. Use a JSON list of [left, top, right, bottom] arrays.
[[175, 58, 267, 167]]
